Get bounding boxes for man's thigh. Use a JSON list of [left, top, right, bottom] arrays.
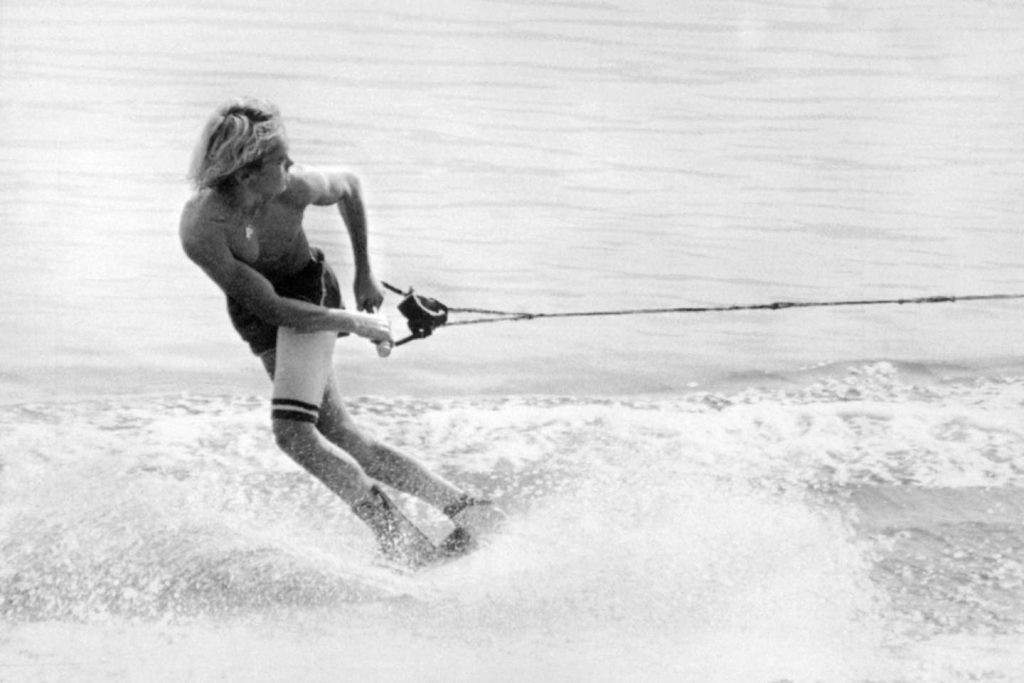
[[271, 327, 337, 407]]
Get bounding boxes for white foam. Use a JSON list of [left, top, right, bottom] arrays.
[[2, 366, 1023, 680]]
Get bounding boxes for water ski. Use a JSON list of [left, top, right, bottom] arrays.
[[352, 486, 476, 569], [439, 495, 508, 556], [352, 486, 506, 569]]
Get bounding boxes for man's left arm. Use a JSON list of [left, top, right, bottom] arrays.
[[292, 166, 384, 312]]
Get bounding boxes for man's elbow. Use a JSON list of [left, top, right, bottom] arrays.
[[333, 171, 361, 202]]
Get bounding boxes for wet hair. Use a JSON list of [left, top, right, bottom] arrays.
[[188, 98, 287, 190]]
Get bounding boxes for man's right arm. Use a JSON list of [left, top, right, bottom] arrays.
[[178, 209, 392, 342]]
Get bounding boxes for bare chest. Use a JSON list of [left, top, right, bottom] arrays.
[[225, 203, 310, 275]]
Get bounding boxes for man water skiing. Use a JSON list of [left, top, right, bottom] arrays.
[[179, 98, 502, 565]]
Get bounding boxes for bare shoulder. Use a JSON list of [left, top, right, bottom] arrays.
[[179, 191, 230, 264], [284, 164, 360, 207]]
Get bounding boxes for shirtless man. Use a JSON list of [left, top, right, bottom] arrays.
[[179, 98, 501, 564]]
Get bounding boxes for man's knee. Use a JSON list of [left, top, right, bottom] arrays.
[[270, 397, 322, 452], [272, 418, 319, 455], [318, 408, 370, 453]]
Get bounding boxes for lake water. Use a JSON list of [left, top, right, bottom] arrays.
[[1, 0, 1023, 681]]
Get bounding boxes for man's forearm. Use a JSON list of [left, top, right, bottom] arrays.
[[254, 294, 372, 335], [338, 178, 372, 272]]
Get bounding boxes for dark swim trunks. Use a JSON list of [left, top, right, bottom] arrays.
[[226, 247, 345, 356]]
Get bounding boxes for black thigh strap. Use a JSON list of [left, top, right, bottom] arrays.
[[271, 398, 320, 424]]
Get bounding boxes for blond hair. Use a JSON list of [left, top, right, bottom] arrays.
[[188, 98, 287, 189]]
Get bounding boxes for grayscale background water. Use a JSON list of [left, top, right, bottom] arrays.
[[2, 0, 1022, 400], [1, 1, 1023, 681]]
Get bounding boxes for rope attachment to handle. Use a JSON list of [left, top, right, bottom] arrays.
[[381, 281, 451, 346]]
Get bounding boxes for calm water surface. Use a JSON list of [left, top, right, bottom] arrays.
[[2, 0, 1022, 400]]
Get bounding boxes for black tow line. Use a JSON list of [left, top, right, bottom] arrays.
[[381, 282, 1024, 347]]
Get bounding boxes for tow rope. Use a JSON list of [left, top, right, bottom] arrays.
[[381, 283, 1024, 347]]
